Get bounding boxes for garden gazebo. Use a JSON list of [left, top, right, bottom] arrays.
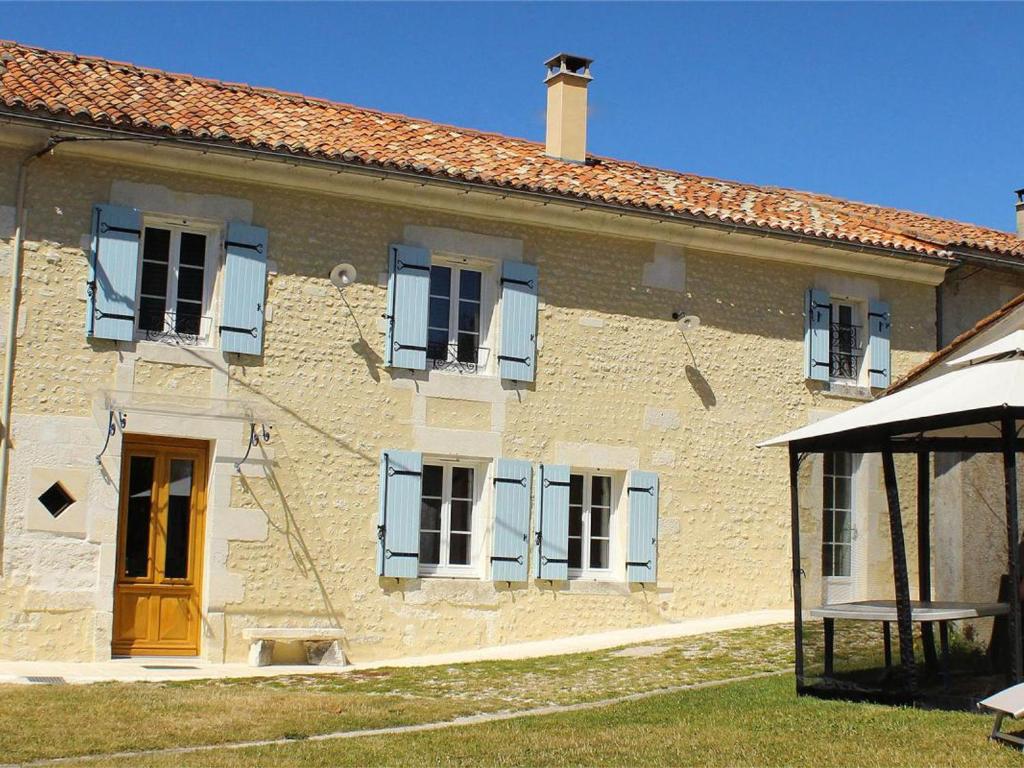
[[761, 329, 1024, 702]]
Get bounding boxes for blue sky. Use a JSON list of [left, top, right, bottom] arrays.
[[4, 2, 1022, 231]]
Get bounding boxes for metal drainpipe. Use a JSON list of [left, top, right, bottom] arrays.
[[0, 139, 57, 573]]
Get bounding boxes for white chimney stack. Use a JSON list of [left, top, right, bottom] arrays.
[[1016, 189, 1024, 236], [544, 53, 593, 164]]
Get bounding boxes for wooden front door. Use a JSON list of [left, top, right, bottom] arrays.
[[112, 436, 208, 656]]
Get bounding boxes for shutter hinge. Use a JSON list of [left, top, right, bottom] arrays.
[[497, 355, 531, 366], [396, 259, 430, 273], [99, 223, 141, 236], [384, 550, 418, 559], [627, 485, 655, 495], [868, 368, 888, 376], [494, 476, 528, 487], [490, 555, 525, 564], [626, 560, 652, 569], [226, 239, 264, 254], [542, 478, 570, 488], [500, 276, 535, 289], [387, 466, 422, 478]]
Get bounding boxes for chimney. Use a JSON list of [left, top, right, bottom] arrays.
[[544, 53, 593, 163], [1017, 188, 1024, 236]]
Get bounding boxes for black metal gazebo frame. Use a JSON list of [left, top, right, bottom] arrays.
[[786, 404, 1024, 700]]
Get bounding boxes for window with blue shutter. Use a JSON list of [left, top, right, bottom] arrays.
[[534, 463, 570, 581], [87, 204, 141, 342], [868, 299, 891, 389], [804, 288, 830, 382], [626, 470, 659, 583], [377, 450, 422, 579], [220, 222, 268, 355], [384, 244, 431, 370], [499, 261, 539, 382], [491, 459, 532, 582]]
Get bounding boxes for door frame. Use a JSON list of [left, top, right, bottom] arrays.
[[112, 434, 210, 657]]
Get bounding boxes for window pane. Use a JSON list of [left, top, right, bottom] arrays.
[[177, 267, 204, 303], [175, 302, 202, 336], [834, 452, 852, 476], [420, 531, 440, 565], [142, 227, 170, 263], [179, 232, 206, 267], [591, 508, 610, 538], [429, 297, 450, 329], [569, 475, 584, 506], [449, 533, 471, 566], [591, 476, 611, 508], [823, 477, 834, 512], [451, 467, 473, 499], [823, 508, 835, 542], [834, 509, 852, 544], [569, 507, 583, 536], [427, 329, 449, 361], [456, 333, 478, 364], [139, 296, 166, 332], [459, 270, 481, 301], [833, 543, 851, 577], [450, 500, 471, 533], [834, 477, 851, 508], [140, 260, 168, 297], [124, 456, 155, 578], [422, 465, 443, 498], [420, 497, 442, 532], [568, 537, 582, 569], [590, 539, 609, 569], [458, 301, 480, 333], [430, 266, 451, 297], [164, 459, 193, 579]]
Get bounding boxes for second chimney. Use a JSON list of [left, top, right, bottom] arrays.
[[544, 53, 593, 163], [1017, 189, 1024, 236]]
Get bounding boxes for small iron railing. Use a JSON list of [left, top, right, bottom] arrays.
[[428, 342, 491, 374], [829, 321, 862, 380], [138, 310, 213, 346]]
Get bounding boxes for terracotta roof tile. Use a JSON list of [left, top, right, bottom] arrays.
[[2, 39, 1023, 261]]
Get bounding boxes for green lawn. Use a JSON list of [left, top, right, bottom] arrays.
[[0, 622, 1013, 767], [93, 674, 1021, 768]]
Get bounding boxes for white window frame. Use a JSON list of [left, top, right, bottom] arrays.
[[567, 470, 618, 580], [427, 253, 498, 377], [418, 458, 486, 578], [134, 215, 222, 348], [827, 297, 867, 386], [822, 451, 855, 579]]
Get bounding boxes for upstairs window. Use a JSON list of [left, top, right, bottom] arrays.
[[828, 301, 863, 382], [136, 220, 218, 345], [428, 265, 483, 371]]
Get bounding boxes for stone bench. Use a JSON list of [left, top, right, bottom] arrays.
[[241, 627, 347, 667]]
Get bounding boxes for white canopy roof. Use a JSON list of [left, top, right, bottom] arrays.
[[759, 333, 1024, 449]]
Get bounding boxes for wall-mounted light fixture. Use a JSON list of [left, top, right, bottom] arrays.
[[329, 263, 358, 289], [671, 311, 701, 332]]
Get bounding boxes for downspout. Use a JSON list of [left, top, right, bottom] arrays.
[[0, 138, 58, 573]]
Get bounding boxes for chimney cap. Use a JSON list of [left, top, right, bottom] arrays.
[[544, 53, 593, 82]]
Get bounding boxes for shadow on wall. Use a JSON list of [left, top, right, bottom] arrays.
[[685, 365, 716, 409], [239, 443, 344, 629]]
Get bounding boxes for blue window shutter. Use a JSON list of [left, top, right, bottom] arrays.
[[626, 471, 659, 583], [534, 463, 569, 581], [220, 222, 268, 355], [88, 204, 141, 341], [377, 450, 422, 579], [384, 244, 431, 370], [499, 261, 539, 382], [804, 288, 830, 382], [868, 299, 891, 389], [491, 459, 532, 582]]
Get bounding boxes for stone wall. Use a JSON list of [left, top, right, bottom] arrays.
[[0, 144, 947, 662]]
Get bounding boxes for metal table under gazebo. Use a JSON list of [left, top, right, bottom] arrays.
[[761, 330, 1024, 703]]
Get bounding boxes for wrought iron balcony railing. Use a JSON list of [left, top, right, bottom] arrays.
[[428, 342, 491, 374], [138, 309, 213, 346], [829, 321, 862, 380]]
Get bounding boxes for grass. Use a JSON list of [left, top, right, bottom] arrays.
[[0, 621, 1009, 766], [91, 674, 1023, 768]]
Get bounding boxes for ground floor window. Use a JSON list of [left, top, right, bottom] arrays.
[[568, 472, 613, 577], [420, 462, 476, 575], [823, 452, 854, 577]]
